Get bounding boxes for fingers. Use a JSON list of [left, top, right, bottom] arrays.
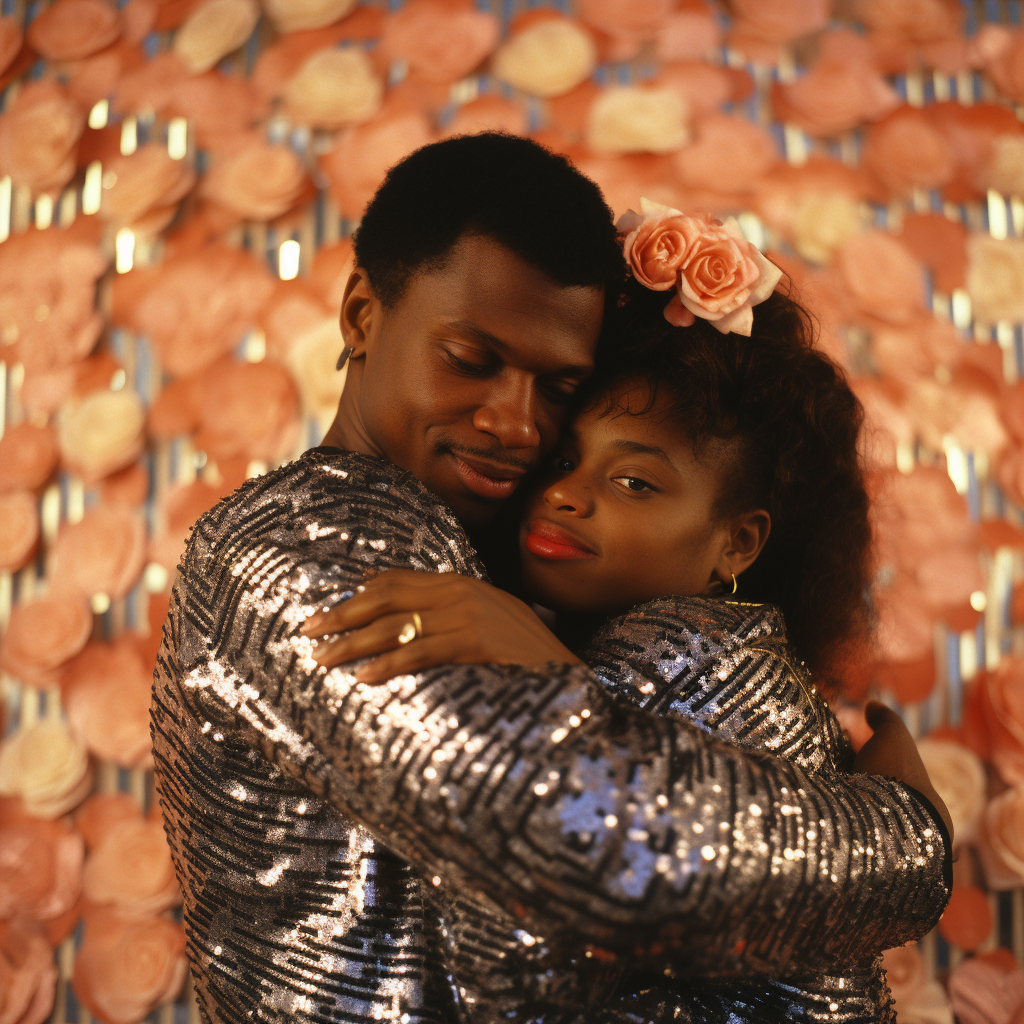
[[313, 611, 434, 668], [351, 634, 475, 684], [302, 574, 459, 636]]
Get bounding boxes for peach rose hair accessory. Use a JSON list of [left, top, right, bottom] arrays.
[[617, 197, 783, 336]]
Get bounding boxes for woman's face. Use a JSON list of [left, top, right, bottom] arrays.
[[519, 380, 744, 616]]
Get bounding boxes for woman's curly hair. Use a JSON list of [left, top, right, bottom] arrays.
[[591, 278, 873, 690]]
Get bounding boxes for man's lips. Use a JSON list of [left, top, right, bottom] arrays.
[[449, 452, 527, 501], [524, 518, 597, 560]]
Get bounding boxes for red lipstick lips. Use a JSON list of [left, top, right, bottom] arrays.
[[451, 453, 526, 501], [524, 519, 597, 560]]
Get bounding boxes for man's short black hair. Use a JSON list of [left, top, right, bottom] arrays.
[[353, 132, 624, 307]]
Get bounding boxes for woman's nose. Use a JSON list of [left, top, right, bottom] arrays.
[[544, 474, 593, 516]]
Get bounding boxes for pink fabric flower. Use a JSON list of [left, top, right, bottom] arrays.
[[618, 200, 695, 291], [618, 198, 782, 335]]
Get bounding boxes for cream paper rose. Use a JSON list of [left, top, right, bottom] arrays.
[[979, 785, 1024, 890], [618, 198, 783, 336], [967, 234, 1024, 325], [586, 86, 690, 155], [491, 15, 597, 98], [894, 981, 954, 1024], [284, 47, 383, 130], [916, 738, 987, 847], [57, 388, 147, 483], [286, 316, 350, 425], [791, 192, 863, 265], [975, 133, 1024, 198], [0, 720, 93, 818], [173, 0, 260, 75], [260, 0, 358, 33]]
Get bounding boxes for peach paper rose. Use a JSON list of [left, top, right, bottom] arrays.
[[73, 910, 186, 1024], [979, 786, 1024, 890], [837, 230, 926, 326], [862, 106, 956, 197], [882, 944, 927, 1010], [0, 226, 107, 378], [0, 818, 83, 923], [730, 0, 830, 44], [618, 198, 782, 336], [983, 656, 1024, 787], [82, 818, 181, 916], [0, 81, 85, 194], [949, 952, 1024, 1024], [0, 921, 58, 1024], [772, 57, 900, 138]]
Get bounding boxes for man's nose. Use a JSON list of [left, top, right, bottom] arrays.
[[544, 474, 593, 517], [472, 378, 541, 450]]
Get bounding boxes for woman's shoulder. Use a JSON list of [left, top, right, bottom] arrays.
[[581, 595, 853, 774], [582, 594, 787, 670]]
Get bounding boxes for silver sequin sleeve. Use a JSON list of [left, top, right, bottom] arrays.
[[173, 453, 951, 982], [578, 595, 948, 1021]]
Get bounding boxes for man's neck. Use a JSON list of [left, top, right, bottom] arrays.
[[320, 359, 382, 457], [322, 359, 520, 590]]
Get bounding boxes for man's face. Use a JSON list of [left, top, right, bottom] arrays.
[[354, 235, 605, 528]]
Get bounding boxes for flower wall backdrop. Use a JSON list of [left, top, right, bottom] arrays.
[[0, 1, 1023, 1022]]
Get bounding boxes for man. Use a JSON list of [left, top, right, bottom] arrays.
[[152, 134, 950, 1024]]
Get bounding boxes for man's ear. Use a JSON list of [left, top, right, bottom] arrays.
[[339, 267, 378, 358], [716, 509, 771, 589]]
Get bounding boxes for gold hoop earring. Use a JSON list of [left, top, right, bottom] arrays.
[[730, 573, 737, 595]]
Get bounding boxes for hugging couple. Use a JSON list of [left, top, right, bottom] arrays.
[[152, 133, 953, 1024]]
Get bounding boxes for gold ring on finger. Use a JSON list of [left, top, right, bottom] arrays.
[[398, 612, 424, 645]]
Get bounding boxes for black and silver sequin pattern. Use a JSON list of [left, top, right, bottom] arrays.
[[152, 449, 950, 1024], [580, 597, 932, 1022]]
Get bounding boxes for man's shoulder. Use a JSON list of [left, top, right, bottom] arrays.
[[194, 449, 453, 538], [182, 448, 478, 577]]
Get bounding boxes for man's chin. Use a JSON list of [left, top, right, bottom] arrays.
[[443, 489, 505, 530], [420, 467, 505, 528]]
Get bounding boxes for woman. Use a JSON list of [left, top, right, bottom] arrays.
[[303, 206, 952, 1021]]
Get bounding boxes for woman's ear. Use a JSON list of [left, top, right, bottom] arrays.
[[339, 267, 378, 359], [716, 509, 771, 588]]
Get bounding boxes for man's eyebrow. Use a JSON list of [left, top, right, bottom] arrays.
[[611, 438, 677, 469], [440, 319, 592, 377], [441, 319, 510, 352]]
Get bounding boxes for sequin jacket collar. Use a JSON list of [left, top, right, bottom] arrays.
[[152, 448, 950, 1024]]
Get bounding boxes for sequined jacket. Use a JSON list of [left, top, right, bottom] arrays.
[[152, 449, 950, 1024]]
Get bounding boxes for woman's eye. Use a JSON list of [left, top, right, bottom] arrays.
[[554, 455, 575, 472], [612, 475, 656, 493]]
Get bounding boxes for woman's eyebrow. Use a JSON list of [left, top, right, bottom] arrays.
[[611, 438, 677, 469]]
